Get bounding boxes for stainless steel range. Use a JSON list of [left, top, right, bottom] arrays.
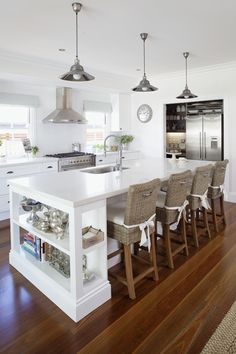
[[45, 152, 96, 172]]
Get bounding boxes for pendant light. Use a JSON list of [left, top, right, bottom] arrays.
[[176, 52, 197, 99], [132, 33, 157, 92], [60, 2, 94, 82]]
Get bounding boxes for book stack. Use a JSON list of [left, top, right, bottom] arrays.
[[22, 233, 41, 260]]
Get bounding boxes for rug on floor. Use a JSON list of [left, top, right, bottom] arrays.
[[201, 301, 236, 353]]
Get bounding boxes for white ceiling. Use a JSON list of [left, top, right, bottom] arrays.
[[0, 0, 236, 79]]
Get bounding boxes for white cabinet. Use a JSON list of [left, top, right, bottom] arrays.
[[96, 151, 140, 166], [122, 151, 140, 161], [96, 154, 117, 166], [0, 195, 10, 213], [40, 162, 58, 172], [110, 93, 131, 132], [0, 160, 58, 220]]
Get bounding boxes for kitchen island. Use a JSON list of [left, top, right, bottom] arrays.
[[8, 158, 211, 322]]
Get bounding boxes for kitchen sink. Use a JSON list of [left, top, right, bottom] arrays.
[[80, 165, 129, 174]]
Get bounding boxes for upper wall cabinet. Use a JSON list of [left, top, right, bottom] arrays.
[[110, 94, 131, 132]]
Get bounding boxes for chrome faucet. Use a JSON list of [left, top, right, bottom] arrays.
[[104, 134, 123, 171]]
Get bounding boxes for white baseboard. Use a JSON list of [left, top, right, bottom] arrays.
[[226, 192, 236, 203]]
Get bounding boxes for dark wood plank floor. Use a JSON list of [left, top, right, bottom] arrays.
[[1, 201, 236, 354]]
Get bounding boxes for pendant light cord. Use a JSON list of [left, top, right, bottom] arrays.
[[75, 11, 78, 60], [185, 55, 188, 88], [143, 39, 146, 78]]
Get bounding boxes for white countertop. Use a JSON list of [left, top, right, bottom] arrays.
[[0, 156, 57, 168], [9, 158, 211, 208]]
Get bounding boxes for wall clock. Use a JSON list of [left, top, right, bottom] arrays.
[[137, 104, 153, 123]]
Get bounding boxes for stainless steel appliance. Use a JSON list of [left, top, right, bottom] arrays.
[[42, 88, 87, 124], [45, 152, 96, 172], [186, 113, 222, 161]]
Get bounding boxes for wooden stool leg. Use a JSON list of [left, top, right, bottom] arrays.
[[203, 207, 211, 239], [191, 210, 199, 248], [123, 244, 136, 300], [220, 195, 226, 225], [196, 209, 200, 221], [181, 217, 189, 256], [164, 224, 174, 269], [211, 198, 219, 233], [150, 232, 159, 281], [133, 243, 139, 256]]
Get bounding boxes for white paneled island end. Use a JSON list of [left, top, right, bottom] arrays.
[[8, 158, 211, 322]]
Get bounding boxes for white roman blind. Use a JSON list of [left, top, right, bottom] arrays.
[[83, 100, 112, 114], [0, 105, 30, 140], [0, 92, 40, 107], [84, 101, 112, 149]]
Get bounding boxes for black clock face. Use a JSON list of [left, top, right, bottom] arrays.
[[137, 104, 153, 123]]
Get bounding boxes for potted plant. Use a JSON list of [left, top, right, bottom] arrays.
[[119, 135, 134, 150], [31, 145, 39, 157]]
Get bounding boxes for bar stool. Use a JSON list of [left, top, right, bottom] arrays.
[[207, 159, 229, 232], [107, 178, 161, 300], [156, 170, 192, 269], [187, 164, 213, 247]]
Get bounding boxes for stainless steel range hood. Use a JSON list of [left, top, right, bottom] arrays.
[[43, 87, 87, 124]]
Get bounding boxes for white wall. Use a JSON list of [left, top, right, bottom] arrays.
[[131, 64, 236, 201], [0, 80, 111, 155]]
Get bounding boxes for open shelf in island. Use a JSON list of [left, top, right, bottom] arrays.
[[12, 247, 70, 292], [13, 214, 70, 255]]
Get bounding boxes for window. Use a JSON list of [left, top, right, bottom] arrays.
[[0, 105, 31, 141], [85, 112, 110, 149]]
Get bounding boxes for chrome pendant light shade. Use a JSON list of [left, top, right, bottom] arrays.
[[60, 2, 94, 82], [132, 33, 157, 92], [176, 52, 197, 99]]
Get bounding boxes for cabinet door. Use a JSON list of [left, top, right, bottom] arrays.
[[122, 151, 140, 160], [0, 195, 10, 212], [96, 154, 116, 166], [0, 164, 41, 178], [0, 178, 10, 196], [40, 161, 58, 172]]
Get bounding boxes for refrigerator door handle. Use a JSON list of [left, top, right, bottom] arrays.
[[199, 132, 202, 159], [204, 132, 207, 159]]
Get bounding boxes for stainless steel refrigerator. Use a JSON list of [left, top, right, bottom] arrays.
[[186, 114, 223, 161]]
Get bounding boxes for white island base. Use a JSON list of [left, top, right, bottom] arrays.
[[9, 158, 212, 322], [9, 250, 111, 322]]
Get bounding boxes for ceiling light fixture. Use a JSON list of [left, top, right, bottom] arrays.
[[176, 52, 197, 99], [60, 2, 94, 82], [132, 33, 157, 92]]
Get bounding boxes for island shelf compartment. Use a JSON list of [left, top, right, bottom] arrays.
[[15, 247, 71, 291], [13, 213, 70, 255], [82, 226, 104, 249], [81, 202, 108, 294], [9, 186, 111, 322]]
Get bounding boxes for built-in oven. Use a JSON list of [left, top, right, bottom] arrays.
[[45, 153, 96, 172]]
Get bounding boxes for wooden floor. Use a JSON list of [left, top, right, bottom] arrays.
[[1, 201, 236, 353]]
